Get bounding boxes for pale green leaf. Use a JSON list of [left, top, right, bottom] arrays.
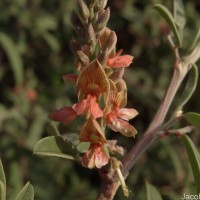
[[0, 32, 24, 85], [173, 0, 186, 30], [0, 181, 6, 200], [77, 142, 90, 153], [173, 0, 185, 44], [183, 135, 200, 193], [46, 123, 60, 136], [188, 28, 200, 53], [177, 64, 198, 110], [15, 182, 34, 200], [146, 181, 162, 200], [185, 112, 200, 130], [0, 160, 6, 189], [33, 136, 78, 161], [154, 4, 181, 47]]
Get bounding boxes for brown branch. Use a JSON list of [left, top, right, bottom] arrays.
[[97, 42, 200, 200]]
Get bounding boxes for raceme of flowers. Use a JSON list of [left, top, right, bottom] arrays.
[[49, 0, 138, 169]]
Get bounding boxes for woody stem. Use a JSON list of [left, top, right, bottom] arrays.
[[98, 42, 200, 200]]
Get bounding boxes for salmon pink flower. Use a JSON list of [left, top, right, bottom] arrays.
[[82, 143, 109, 169], [107, 49, 133, 68], [105, 90, 138, 137], [80, 118, 109, 169], [72, 94, 103, 119], [49, 60, 110, 124], [76, 60, 109, 118]]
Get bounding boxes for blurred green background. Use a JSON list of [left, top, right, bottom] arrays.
[[0, 0, 200, 199]]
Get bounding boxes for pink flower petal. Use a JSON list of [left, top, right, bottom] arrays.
[[49, 106, 77, 125], [72, 99, 87, 115], [107, 50, 134, 68], [108, 115, 137, 137], [82, 149, 95, 169], [82, 144, 109, 169], [88, 96, 103, 119], [117, 108, 138, 121], [94, 150, 109, 168]]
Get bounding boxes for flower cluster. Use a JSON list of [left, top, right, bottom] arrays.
[[49, 0, 138, 169]]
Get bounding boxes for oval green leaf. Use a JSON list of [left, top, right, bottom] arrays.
[[146, 181, 162, 200], [177, 64, 198, 110], [154, 4, 181, 47], [14, 182, 34, 200], [0, 32, 24, 85], [183, 135, 200, 193], [185, 112, 200, 130], [33, 136, 78, 161]]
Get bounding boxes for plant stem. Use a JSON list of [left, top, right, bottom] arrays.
[[97, 42, 200, 200]]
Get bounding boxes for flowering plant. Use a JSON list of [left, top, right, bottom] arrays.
[[0, 0, 196, 199]]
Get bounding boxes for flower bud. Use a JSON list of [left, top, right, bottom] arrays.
[[98, 48, 109, 66], [70, 39, 89, 65], [93, 8, 110, 32], [71, 11, 86, 36], [88, 23, 96, 46], [78, 0, 90, 21], [95, 0, 108, 11], [102, 31, 117, 54], [109, 68, 125, 82]]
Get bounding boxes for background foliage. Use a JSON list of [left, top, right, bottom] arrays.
[[0, 0, 200, 199]]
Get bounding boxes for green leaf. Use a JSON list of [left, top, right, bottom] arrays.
[[185, 112, 200, 130], [15, 182, 34, 200], [173, 0, 186, 44], [177, 64, 198, 110], [183, 135, 200, 193], [0, 32, 24, 85], [46, 123, 60, 136], [146, 181, 162, 200], [0, 160, 6, 200], [154, 4, 181, 47], [0, 181, 6, 200], [77, 142, 90, 153], [188, 28, 200, 53], [173, 0, 186, 30], [33, 136, 78, 161], [0, 160, 6, 191]]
